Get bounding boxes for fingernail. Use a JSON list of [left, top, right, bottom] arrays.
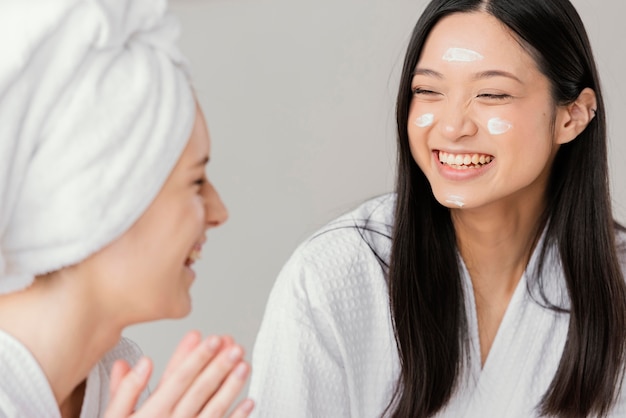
[[240, 399, 255, 414], [234, 362, 249, 379], [228, 345, 243, 362], [133, 357, 150, 378], [203, 335, 221, 351], [185, 330, 202, 345]]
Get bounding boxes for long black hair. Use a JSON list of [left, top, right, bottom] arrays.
[[387, 0, 626, 416]]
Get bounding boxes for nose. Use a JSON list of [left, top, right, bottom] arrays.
[[203, 182, 228, 228], [438, 98, 477, 140]]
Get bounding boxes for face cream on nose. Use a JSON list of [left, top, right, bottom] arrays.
[[414, 113, 434, 127], [487, 117, 513, 135], [442, 48, 484, 62], [445, 194, 465, 208]]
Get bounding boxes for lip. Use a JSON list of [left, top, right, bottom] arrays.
[[432, 150, 494, 181], [184, 264, 197, 282]]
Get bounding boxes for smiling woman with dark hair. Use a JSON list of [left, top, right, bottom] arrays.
[[249, 0, 626, 417]]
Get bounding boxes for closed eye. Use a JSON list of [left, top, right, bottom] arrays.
[[477, 93, 512, 101], [412, 88, 441, 96]]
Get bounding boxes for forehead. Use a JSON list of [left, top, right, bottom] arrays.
[[418, 12, 536, 73], [181, 106, 211, 164]]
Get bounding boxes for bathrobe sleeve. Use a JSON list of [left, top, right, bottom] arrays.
[[248, 244, 351, 417], [248, 198, 399, 418]]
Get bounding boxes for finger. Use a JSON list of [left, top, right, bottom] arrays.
[[104, 357, 152, 418], [198, 362, 251, 418], [161, 331, 207, 382], [109, 360, 132, 401], [228, 398, 255, 418], [220, 335, 234, 347], [171, 344, 245, 417], [149, 335, 223, 412]]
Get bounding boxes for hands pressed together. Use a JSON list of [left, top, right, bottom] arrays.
[[105, 331, 254, 418]]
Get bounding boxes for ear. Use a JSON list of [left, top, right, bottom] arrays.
[[554, 87, 597, 145]]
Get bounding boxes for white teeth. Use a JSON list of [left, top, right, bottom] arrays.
[[438, 151, 493, 168], [187, 249, 201, 264]]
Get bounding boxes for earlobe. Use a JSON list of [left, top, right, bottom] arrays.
[[555, 87, 597, 145]]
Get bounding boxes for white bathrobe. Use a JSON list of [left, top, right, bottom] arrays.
[[0, 330, 147, 418], [249, 194, 626, 417]]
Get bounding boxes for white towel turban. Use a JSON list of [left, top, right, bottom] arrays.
[[0, 0, 196, 293]]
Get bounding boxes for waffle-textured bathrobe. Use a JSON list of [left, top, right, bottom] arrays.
[[0, 330, 147, 418], [249, 194, 626, 417]]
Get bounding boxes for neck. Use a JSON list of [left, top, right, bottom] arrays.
[[452, 196, 546, 301], [451, 191, 548, 366], [0, 269, 124, 411]]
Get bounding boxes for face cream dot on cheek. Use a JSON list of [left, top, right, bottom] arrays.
[[487, 117, 513, 135], [445, 194, 465, 208], [414, 113, 434, 128], [442, 47, 484, 62]]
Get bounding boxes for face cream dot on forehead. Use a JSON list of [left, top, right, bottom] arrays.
[[442, 47, 484, 62], [445, 194, 465, 208], [414, 113, 434, 128], [487, 117, 513, 135]]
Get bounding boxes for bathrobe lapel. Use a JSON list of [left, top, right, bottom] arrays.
[[440, 245, 570, 417]]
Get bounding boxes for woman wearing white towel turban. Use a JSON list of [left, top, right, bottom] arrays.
[[0, 0, 254, 417]]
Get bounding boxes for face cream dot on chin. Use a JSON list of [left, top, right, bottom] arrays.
[[414, 113, 434, 128], [445, 194, 465, 208], [442, 47, 484, 62], [487, 117, 513, 135]]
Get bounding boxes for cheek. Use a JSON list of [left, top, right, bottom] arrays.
[[172, 195, 205, 225], [190, 195, 205, 224], [408, 108, 437, 170], [174, 197, 206, 245], [487, 112, 553, 155], [481, 101, 552, 141], [151, 197, 205, 258], [482, 111, 556, 182]]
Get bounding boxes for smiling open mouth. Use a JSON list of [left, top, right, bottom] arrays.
[[185, 247, 202, 267], [438, 151, 494, 169]]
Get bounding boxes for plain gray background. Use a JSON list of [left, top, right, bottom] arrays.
[[125, 0, 626, 390]]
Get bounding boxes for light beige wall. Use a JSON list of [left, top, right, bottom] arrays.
[[125, 0, 626, 389]]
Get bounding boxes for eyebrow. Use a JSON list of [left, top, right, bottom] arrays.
[[412, 68, 444, 79], [473, 70, 523, 84], [412, 68, 523, 84]]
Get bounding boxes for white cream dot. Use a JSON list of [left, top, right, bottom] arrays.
[[445, 194, 466, 208], [442, 47, 484, 62], [414, 113, 434, 128], [487, 117, 513, 135]]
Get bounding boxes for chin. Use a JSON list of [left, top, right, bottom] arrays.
[[171, 305, 192, 319], [169, 295, 193, 319], [145, 294, 192, 322], [431, 190, 468, 209]]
